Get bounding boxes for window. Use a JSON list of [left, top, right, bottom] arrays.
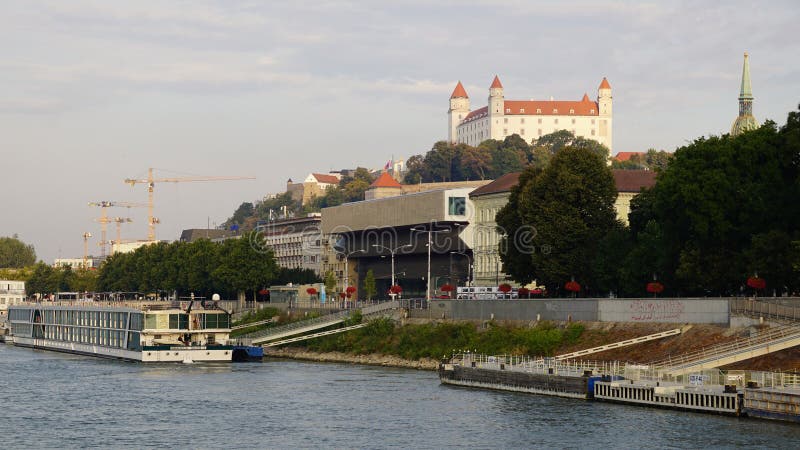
[[591, 129, 596, 136], [520, 129, 525, 135], [504, 118, 508, 124], [538, 118, 542, 124], [503, 128, 507, 135], [553, 109, 558, 114], [505, 108, 511, 113], [570, 109, 575, 114], [554, 118, 559, 124], [538, 129, 542, 135], [572, 118, 576, 124], [591, 119, 595, 125], [590, 109, 595, 114], [520, 118, 525, 124], [536, 108, 541, 114], [520, 109, 525, 114], [448, 197, 466, 216]]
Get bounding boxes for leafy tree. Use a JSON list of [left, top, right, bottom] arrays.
[[363, 269, 377, 301], [531, 130, 610, 164], [26, 262, 55, 296], [273, 267, 322, 285], [228, 202, 254, 226], [403, 154, 427, 184], [0, 235, 36, 268], [323, 270, 337, 295], [461, 146, 492, 180], [497, 146, 618, 294]]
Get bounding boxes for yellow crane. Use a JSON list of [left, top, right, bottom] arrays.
[[82, 232, 92, 268], [109, 217, 133, 254], [124, 168, 255, 241], [88, 201, 147, 257]]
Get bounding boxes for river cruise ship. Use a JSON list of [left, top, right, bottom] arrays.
[[7, 300, 233, 362]]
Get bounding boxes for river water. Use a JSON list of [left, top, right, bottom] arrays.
[[2, 345, 800, 449]]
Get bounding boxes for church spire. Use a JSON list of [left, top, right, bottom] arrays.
[[731, 52, 759, 136]]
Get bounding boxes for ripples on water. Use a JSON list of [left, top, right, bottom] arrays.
[[2, 345, 800, 449]]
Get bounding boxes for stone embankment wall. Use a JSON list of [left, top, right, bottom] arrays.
[[417, 298, 732, 324], [264, 347, 439, 370]]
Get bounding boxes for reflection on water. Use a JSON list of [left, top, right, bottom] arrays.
[[1, 344, 800, 449]]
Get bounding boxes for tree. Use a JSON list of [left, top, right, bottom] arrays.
[[460, 146, 493, 180], [324, 270, 337, 296], [26, 262, 55, 296], [497, 146, 618, 294], [531, 130, 610, 164], [0, 235, 36, 268], [363, 269, 377, 301], [403, 154, 427, 184], [228, 202, 254, 226]]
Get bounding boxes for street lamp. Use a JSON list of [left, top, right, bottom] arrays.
[[372, 244, 412, 295], [340, 249, 365, 297], [450, 251, 473, 287], [411, 225, 450, 301]]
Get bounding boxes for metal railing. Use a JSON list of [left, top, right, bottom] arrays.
[[731, 298, 800, 322], [230, 317, 276, 331], [649, 324, 800, 370]]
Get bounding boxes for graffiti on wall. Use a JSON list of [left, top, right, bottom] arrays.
[[628, 299, 685, 321]]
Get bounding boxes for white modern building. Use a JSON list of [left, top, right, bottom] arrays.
[[0, 280, 25, 318], [449, 75, 613, 151]]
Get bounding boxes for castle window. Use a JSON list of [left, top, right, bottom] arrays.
[[591, 119, 595, 125], [572, 118, 576, 124], [538, 118, 542, 124], [538, 129, 542, 136], [591, 129, 596, 136], [520, 108, 525, 113], [553, 109, 558, 114], [503, 128, 507, 135], [590, 109, 595, 114], [504, 118, 508, 124], [520, 118, 525, 124], [536, 109, 541, 114], [554, 118, 559, 124], [570, 109, 575, 114], [505, 108, 511, 113]]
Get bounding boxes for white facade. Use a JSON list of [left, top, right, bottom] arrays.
[[0, 280, 26, 317], [449, 76, 613, 151], [256, 215, 323, 274], [54, 258, 100, 269]]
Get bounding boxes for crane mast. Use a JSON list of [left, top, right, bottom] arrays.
[[124, 167, 255, 241]]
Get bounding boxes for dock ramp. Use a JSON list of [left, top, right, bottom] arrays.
[[555, 328, 682, 361]]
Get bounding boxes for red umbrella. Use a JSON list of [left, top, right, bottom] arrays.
[[498, 283, 512, 293], [518, 287, 530, 298], [346, 286, 357, 294], [389, 285, 403, 294], [747, 276, 766, 290], [259, 288, 270, 295], [440, 284, 454, 292], [306, 287, 318, 296], [338, 292, 347, 299], [565, 281, 581, 293], [646, 282, 664, 294]]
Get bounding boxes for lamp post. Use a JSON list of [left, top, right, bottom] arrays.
[[450, 251, 473, 287], [372, 244, 411, 296], [341, 249, 364, 305], [411, 225, 449, 302]]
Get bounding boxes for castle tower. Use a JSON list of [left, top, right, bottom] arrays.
[[597, 77, 613, 151], [448, 81, 470, 142], [731, 52, 759, 136], [488, 75, 504, 140]]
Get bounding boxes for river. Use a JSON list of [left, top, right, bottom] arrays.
[[1, 344, 800, 449]]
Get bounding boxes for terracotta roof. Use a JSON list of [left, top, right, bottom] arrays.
[[462, 106, 488, 122], [612, 169, 657, 192], [490, 75, 503, 89], [613, 151, 646, 162], [599, 77, 611, 89], [469, 172, 521, 197], [370, 171, 402, 189], [450, 81, 468, 98], [503, 100, 599, 116], [312, 173, 340, 184]]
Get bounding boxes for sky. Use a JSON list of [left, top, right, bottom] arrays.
[[1, 0, 799, 263]]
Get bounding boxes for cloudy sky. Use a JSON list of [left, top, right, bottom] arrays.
[[2, 0, 799, 263]]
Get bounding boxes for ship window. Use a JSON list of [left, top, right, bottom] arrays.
[[144, 314, 157, 329], [448, 196, 466, 216]]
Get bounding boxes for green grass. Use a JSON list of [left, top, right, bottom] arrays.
[[302, 320, 585, 360]]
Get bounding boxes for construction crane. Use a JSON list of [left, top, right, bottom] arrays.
[[109, 217, 133, 254], [124, 168, 255, 241], [82, 232, 92, 269], [88, 201, 147, 257]]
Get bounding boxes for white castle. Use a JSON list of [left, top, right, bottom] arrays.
[[448, 75, 613, 151]]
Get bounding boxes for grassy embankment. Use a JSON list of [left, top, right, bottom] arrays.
[[300, 318, 585, 361]]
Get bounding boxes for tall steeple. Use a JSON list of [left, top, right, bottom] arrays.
[[731, 52, 759, 136]]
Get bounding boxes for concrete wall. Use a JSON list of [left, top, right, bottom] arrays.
[[598, 298, 729, 324], [417, 297, 731, 324]]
